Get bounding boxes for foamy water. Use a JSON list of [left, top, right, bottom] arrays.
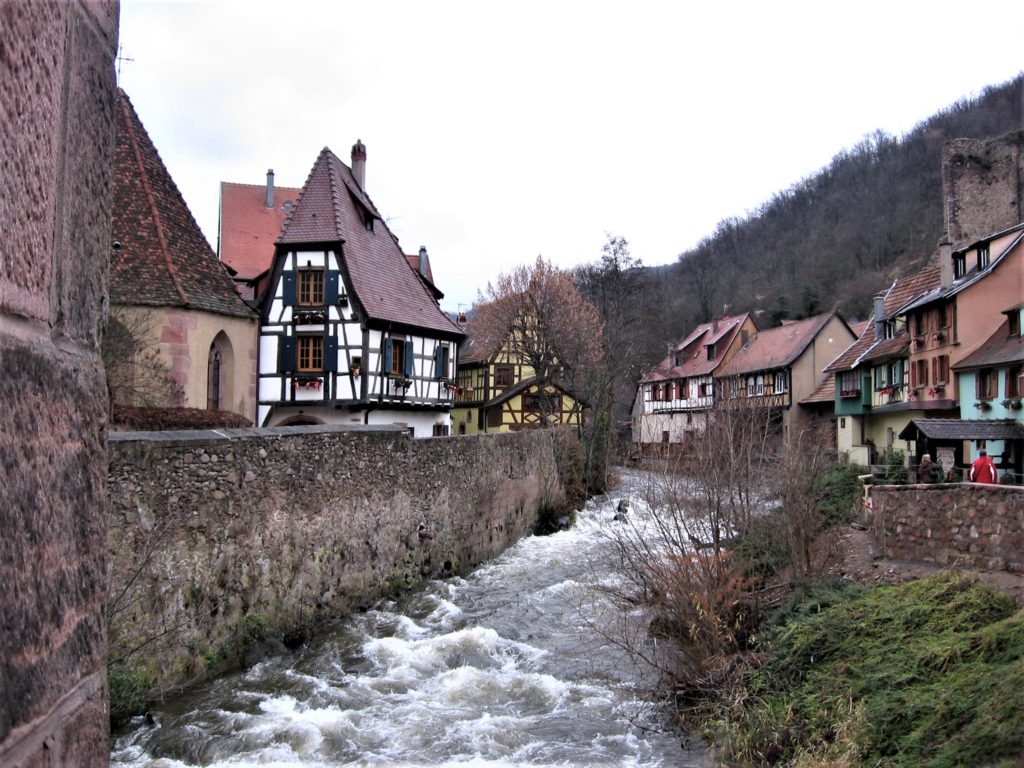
[[111, 471, 707, 767]]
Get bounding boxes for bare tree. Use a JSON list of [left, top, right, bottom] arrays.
[[102, 308, 184, 408], [474, 255, 604, 427]]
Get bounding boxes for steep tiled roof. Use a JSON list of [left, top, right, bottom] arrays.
[[278, 147, 463, 336], [800, 374, 835, 405], [823, 318, 877, 373], [717, 313, 836, 377], [953, 320, 1024, 370], [882, 266, 940, 318], [111, 90, 254, 319], [641, 314, 752, 383], [859, 331, 910, 365], [458, 316, 504, 365], [219, 181, 300, 280]]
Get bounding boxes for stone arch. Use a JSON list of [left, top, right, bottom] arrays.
[[207, 331, 234, 410]]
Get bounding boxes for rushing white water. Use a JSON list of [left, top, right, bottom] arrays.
[[111, 472, 708, 767]]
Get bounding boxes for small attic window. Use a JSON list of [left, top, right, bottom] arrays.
[[953, 253, 967, 279], [365, 216, 374, 233], [977, 245, 990, 270], [706, 343, 716, 361]]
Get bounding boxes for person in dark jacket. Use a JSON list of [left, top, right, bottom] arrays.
[[917, 453, 943, 483]]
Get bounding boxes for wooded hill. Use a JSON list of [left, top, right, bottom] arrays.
[[635, 74, 1023, 364]]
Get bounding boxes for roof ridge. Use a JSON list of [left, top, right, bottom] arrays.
[[325, 150, 346, 240], [221, 181, 302, 192], [118, 92, 190, 307]]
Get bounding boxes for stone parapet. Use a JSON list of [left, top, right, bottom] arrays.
[[869, 483, 1024, 572]]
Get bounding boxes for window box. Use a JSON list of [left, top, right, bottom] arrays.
[[840, 389, 861, 398], [975, 400, 993, 411], [294, 310, 326, 325], [933, 331, 945, 342], [293, 376, 323, 391], [1001, 399, 1022, 410], [392, 376, 412, 389]]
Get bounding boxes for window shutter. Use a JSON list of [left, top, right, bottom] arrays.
[[279, 335, 295, 373], [383, 339, 393, 375], [325, 270, 340, 305], [434, 346, 444, 378], [404, 341, 414, 376], [324, 333, 337, 371], [282, 272, 296, 305]]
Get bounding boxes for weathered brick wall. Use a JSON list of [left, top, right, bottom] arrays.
[[943, 134, 1023, 245], [869, 483, 1024, 572], [106, 426, 564, 701], [0, 2, 118, 766]]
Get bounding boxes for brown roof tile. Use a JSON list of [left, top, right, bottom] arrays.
[[277, 147, 463, 337], [823, 319, 877, 373], [953, 320, 1024, 370], [800, 374, 836, 405], [717, 313, 836, 377], [111, 91, 254, 319], [219, 181, 301, 280], [642, 314, 752, 383], [883, 266, 941, 317]]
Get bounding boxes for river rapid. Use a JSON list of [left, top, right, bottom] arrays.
[[111, 471, 708, 767]]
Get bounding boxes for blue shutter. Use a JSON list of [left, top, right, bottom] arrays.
[[325, 270, 340, 305], [434, 346, 444, 378], [324, 333, 337, 371], [404, 341, 414, 377], [279, 335, 295, 373], [383, 339, 393, 375], [282, 271, 296, 305]]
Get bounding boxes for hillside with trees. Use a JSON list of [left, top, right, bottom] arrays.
[[635, 74, 1023, 361]]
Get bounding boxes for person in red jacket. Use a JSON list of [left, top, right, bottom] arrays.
[[969, 449, 998, 483]]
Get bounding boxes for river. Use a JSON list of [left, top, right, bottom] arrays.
[[111, 471, 708, 767]]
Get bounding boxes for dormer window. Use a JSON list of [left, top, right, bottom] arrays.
[[706, 343, 716, 361], [1009, 311, 1020, 337], [953, 253, 967, 279], [977, 245, 989, 270], [884, 319, 897, 340]]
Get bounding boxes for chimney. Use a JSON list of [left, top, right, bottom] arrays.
[[265, 169, 274, 208], [351, 139, 366, 190], [418, 245, 430, 277], [712, 317, 719, 333], [938, 235, 954, 290], [873, 294, 886, 339]]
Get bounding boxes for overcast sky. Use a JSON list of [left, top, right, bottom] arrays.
[[119, 1, 1023, 313]]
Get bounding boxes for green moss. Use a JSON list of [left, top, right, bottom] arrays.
[[715, 574, 1024, 767], [108, 661, 156, 729]]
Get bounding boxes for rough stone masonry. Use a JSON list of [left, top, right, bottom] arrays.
[[106, 425, 565, 704], [0, 2, 119, 766]]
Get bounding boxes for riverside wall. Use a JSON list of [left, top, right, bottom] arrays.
[[107, 426, 565, 701], [868, 483, 1024, 572]]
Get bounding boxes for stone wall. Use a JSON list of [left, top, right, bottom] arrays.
[[106, 426, 564, 704], [0, 2, 118, 766], [943, 133, 1023, 245], [868, 483, 1024, 572]]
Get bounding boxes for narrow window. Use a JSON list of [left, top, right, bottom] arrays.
[[1009, 312, 1021, 337], [953, 253, 967, 279], [207, 348, 222, 410], [297, 335, 324, 371], [390, 339, 406, 375], [978, 245, 990, 270], [1006, 365, 1021, 398]]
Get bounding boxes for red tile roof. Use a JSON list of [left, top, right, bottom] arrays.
[[882, 266, 940, 317], [641, 314, 752, 383], [219, 182, 300, 280], [111, 91, 254, 319], [277, 147, 463, 337], [823, 319, 877, 373], [717, 313, 837, 377], [800, 373, 836, 405]]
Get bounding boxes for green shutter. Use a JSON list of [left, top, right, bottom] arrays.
[[434, 346, 444, 378], [383, 339, 393, 375], [404, 341, 414, 377]]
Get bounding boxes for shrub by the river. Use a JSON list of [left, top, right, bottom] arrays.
[[712, 573, 1024, 767]]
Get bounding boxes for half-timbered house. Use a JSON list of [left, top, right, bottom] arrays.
[[450, 313, 584, 434], [257, 143, 465, 434], [633, 313, 756, 452], [715, 312, 855, 444]]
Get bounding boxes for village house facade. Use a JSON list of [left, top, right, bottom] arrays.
[[715, 312, 855, 444], [451, 312, 584, 434], [111, 90, 258, 421], [632, 313, 756, 450], [255, 144, 465, 433]]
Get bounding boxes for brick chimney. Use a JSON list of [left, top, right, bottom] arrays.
[[265, 169, 274, 208], [351, 139, 366, 190], [418, 245, 430, 277]]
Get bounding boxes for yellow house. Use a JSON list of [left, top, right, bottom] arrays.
[[450, 314, 584, 434]]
